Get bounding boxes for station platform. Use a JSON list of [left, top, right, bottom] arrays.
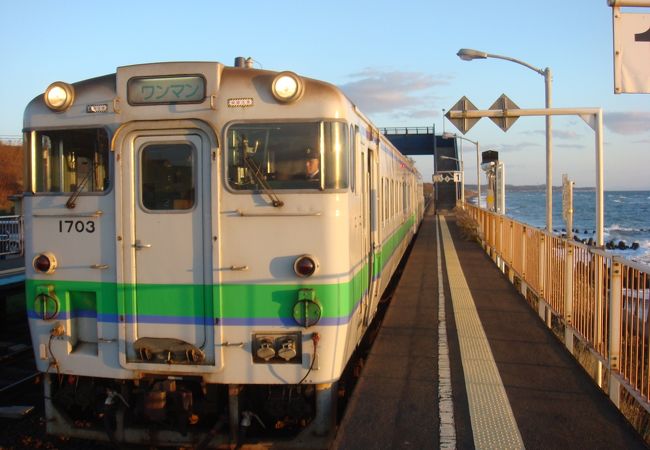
[[333, 207, 647, 449]]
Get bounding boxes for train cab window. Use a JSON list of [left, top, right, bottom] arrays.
[[226, 121, 349, 191], [140, 144, 195, 211], [27, 128, 109, 194]]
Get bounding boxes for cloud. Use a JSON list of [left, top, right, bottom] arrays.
[[519, 128, 581, 139], [604, 111, 650, 135], [555, 143, 585, 150], [497, 141, 540, 152], [337, 68, 452, 119]]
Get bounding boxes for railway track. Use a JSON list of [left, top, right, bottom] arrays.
[[0, 288, 101, 449], [0, 342, 38, 401], [0, 296, 40, 411]]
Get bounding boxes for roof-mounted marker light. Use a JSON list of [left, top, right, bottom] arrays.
[[271, 72, 304, 103], [44, 81, 75, 112]]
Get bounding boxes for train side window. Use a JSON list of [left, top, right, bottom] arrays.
[[383, 178, 387, 225], [28, 128, 109, 194], [351, 125, 356, 194], [381, 178, 387, 224], [391, 180, 394, 218], [389, 180, 395, 219]]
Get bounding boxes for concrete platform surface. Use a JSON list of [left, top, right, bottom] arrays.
[[333, 209, 647, 449]]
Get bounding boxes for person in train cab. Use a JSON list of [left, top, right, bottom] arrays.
[[304, 147, 320, 180]]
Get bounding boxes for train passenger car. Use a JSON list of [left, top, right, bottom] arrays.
[[21, 57, 424, 447]]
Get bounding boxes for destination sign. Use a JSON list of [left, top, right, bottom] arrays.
[[127, 75, 205, 105]]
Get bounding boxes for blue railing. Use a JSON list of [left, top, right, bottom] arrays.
[[0, 215, 23, 256]]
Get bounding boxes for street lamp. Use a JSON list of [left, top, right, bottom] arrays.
[[457, 48, 553, 231], [443, 132, 480, 208]]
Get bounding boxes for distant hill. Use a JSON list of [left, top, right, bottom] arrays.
[[0, 144, 23, 213]]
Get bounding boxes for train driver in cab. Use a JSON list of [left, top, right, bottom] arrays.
[[304, 147, 320, 180]]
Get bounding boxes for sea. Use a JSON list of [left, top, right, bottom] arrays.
[[479, 189, 650, 268]]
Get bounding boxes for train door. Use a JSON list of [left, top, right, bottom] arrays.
[[364, 146, 378, 325], [119, 127, 215, 367]]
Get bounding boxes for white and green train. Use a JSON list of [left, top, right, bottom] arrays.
[[22, 58, 424, 447]]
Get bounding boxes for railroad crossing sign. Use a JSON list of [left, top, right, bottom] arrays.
[[445, 94, 520, 134], [488, 94, 519, 131], [446, 96, 479, 134]]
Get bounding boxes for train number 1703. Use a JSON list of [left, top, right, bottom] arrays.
[[58, 220, 96, 233]]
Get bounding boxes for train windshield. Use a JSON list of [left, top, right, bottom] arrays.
[[226, 122, 349, 191], [26, 128, 110, 194]]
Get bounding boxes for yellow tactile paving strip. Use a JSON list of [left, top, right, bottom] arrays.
[[439, 216, 525, 449]]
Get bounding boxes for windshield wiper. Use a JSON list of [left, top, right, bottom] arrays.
[[243, 155, 284, 207], [65, 169, 92, 209]]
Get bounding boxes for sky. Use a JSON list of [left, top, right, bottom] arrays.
[[1, 0, 649, 190]]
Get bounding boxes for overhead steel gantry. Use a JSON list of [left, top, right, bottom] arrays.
[[381, 127, 460, 211]]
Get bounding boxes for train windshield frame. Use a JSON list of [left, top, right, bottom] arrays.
[[25, 128, 110, 194], [225, 121, 349, 192]]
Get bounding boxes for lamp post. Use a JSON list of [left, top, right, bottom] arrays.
[[457, 48, 553, 231], [440, 155, 464, 207], [443, 132, 480, 208]]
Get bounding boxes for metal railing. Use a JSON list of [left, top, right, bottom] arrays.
[[465, 204, 650, 411], [0, 215, 23, 256], [380, 126, 435, 135]]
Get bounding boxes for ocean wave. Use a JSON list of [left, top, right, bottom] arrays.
[[632, 253, 650, 266], [607, 223, 649, 233], [505, 190, 650, 269]]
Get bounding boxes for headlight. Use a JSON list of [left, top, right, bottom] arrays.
[[44, 81, 75, 112], [271, 71, 303, 103]]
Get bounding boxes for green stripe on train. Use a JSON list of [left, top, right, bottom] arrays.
[[25, 215, 416, 319]]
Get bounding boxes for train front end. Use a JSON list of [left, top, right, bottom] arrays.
[[22, 60, 364, 446]]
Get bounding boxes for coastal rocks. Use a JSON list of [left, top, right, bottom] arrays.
[[554, 228, 595, 235], [604, 240, 641, 251], [564, 235, 641, 251], [554, 228, 642, 252]]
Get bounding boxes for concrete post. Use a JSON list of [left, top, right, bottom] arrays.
[[564, 243, 574, 353], [608, 261, 622, 406], [314, 382, 337, 436], [538, 234, 548, 324], [228, 384, 242, 443]]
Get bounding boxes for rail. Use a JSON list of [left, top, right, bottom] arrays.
[[0, 215, 23, 257], [465, 203, 650, 413]]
